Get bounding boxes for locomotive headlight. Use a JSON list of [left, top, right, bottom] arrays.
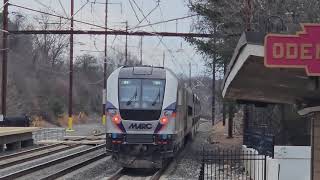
[[112, 114, 122, 125], [160, 110, 176, 125], [107, 108, 122, 125], [160, 116, 169, 125]]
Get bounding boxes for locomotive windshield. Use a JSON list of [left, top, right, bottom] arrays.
[[119, 79, 165, 110]]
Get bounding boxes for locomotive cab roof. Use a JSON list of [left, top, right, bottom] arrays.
[[119, 66, 167, 79]]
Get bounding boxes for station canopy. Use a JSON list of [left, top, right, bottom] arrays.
[[222, 32, 320, 106]]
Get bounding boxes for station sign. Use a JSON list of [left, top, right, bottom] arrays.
[[265, 24, 320, 76]]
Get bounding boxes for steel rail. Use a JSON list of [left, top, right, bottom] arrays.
[[40, 153, 108, 180], [150, 169, 164, 180], [0, 144, 62, 161], [0, 145, 80, 169], [0, 144, 105, 180], [108, 167, 165, 180], [107, 168, 125, 180]]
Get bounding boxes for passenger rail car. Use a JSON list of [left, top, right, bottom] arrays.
[[105, 66, 201, 168]]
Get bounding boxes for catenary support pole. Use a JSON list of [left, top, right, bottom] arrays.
[[102, 0, 108, 125], [189, 62, 192, 87], [67, 0, 74, 132], [212, 25, 216, 125], [140, 36, 143, 65], [1, 0, 8, 116], [125, 21, 128, 65], [311, 113, 320, 180], [228, 105, 234, 138], [162, 51, 165, 67], [222, 63, 226, 126]]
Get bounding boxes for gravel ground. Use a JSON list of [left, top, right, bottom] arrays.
[[66, 123, 106, 137], [165, 119, 243, 180], [0, 145, 90, 176], [60, 155, 121, 180], [59, 119, 217, 180], [164, 119, 213, 180], [0, 119, 240, 180]]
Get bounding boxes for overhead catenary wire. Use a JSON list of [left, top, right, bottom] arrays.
[[31, 0, 91, 36], [128, 0, 141, 22], [58, 0, 69, 17], [8, 3, 210, 39], [130, 0, 159, 29], [129, 14, 198, 30], [8, 1, 202, 74], [130, 0, 188, 75], [8, 3, 122, 32], [34, 0, 64, 17]]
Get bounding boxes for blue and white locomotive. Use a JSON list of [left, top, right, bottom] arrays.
[[105, 66, 201, 168]]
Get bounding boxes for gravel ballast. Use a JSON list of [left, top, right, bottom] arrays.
[[0, 145, 90, 177]]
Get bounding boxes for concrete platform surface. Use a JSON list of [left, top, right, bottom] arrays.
[[0, 127, 39, 137]]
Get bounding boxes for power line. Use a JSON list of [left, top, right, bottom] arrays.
[[158, 1, 164, 23], [9, 29, 212, 38], [58, 0, 68, 17], [129, 14, 198, 30], [128, 0, 141, 22], [130, 0, 159, 29], [9, 3, 121, 31], [9, 3, 211, 38], [130, 0, 188, 75], [34, 0, 64, 17]]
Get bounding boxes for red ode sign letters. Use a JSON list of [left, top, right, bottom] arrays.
[[265, 24, 320, 76]]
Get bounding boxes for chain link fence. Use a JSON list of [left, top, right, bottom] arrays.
[[32, 128, 66, 143]]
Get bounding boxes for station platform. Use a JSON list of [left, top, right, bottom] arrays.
[[0, 127, 39, 152]]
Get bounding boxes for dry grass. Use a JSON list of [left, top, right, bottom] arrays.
[[209, 121, 243, 149], [30, 112, 90, 128], [57, 112, 90, 127]]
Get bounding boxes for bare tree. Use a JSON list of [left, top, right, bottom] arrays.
[[32, 14, 68, 69]]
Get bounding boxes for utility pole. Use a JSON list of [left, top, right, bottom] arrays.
[[1, 0, 8, 116], [245, 0, 253, 31], [212, 25, 217, 126], [125, 21, 128, 65], [102, 0, 108, 125], [228, 105, 234, 138], [67, 0, 74, 132], [140, 36, 143, 65], [162, 51, 165, 67], [189, 62, 192, 87], [222, 63, 226, 126]]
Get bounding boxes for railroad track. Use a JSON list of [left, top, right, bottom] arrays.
[[0, 144, 62, 161], [0, 144, 79, 169], [108, 167, 166, 180], [0, 144, 106, 180]]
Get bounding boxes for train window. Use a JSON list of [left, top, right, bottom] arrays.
[[119, 79, 165, 110], [119, 79, 141, 109], [141, 80, 165, 109]]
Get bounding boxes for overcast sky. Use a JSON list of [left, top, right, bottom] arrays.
[[8, 0, 206, 77]]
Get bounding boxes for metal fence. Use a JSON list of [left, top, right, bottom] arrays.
[[199, 148, 267, 180], [32, 128, 66, 142]]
